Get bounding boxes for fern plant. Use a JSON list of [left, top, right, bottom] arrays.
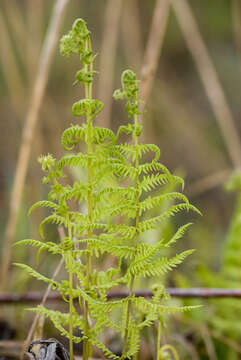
[[16, 18, 200, 360], [15, 18, 120, 360], [109, 70, 200, 359]]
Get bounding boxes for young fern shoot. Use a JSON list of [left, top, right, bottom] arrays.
[[15, 18, 200, 360], [113, 70, 201, 359], [15, 19, 119, 360]]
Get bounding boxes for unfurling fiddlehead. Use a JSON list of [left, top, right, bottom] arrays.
[[16, 19, 200, 360]]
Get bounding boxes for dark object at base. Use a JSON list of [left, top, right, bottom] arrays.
[[25, 339, 70, 360]]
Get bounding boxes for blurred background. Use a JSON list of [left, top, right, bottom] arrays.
[[1, 0, 241, 358]]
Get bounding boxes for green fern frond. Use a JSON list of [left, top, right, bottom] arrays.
[[132, 296, 200, 316], [137, 143, 160, 161], [28, 200, 59, 216], [14, 263, 58, 288], [108, 224, 136, 238], [61, 125, 86, 150], [91, 312, 122, 335], [93, 127, 115, 144], [91, 338, 120, 360], [140, 173, 174, 192], [82, 238, 136, 259], [112, 163, 136, 180], [165, 223, 193, 247], [137, 311, 158, 330], [59, 182, 88, 203], [134, 249, 195, 279], [77, 287, 128, 312], [14, 239, 61, 256], [14, 239, 44, 247], [139, 192, 190, 214], [139, 203, 200, 233], [29, 305, 84, 342], [72, 99, 103, 118], [126, 320, 140, 359], [39, 214, 67, 238], [56, 153, 88, 171]]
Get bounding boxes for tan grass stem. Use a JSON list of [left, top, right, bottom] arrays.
[[97, 0, 123, 129], [172, 0, 241, 168], [1, 0, 70, 290]]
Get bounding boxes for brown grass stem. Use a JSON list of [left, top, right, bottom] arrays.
[[172, 0, 241, 168], [0, 9, 25, 108], [139, 0, 170, 111], [97, 0, 123, 129], [1, 0, 70, 291], [121, 0, 143, 72]]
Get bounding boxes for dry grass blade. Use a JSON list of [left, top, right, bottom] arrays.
[[3, 0, 28, 73], [1, 0, 70, 291], [121, 0, 143, 71], [26, 0, 44, 82], [0, 9, 25, 108], [231, 0, 241, 51], [97, 0, 123, 129], [172, 0, 241, 168], [139, 0, 170, 110]]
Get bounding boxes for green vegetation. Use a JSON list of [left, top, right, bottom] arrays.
[[15, 18, 201, 360]]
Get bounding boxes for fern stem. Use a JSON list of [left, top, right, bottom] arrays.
[[156, 318, 162, 360], [159, 344, 179, 360], [122, 109, 140, 358], [83, 36, 93, 360], [68, 221, 74, 360]]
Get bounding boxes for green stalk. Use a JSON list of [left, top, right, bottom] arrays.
[[156, 318, 162, 360], [122, 108, 140, 359], [83, 37, 93, 360], [68, 221, 74, 360], [159, 345, 179, 360]]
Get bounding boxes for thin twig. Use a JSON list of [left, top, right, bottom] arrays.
[[1, 289, 241, 305], [172, 0, 241, 168], [1, 0, 70, 290], [97, 0, 123, 129]]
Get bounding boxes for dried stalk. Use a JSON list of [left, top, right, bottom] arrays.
[[231, 0, 241, 56], [1, 0, 70, 290], [121, 0, 143, 71], [97, 0, 123, 128], [172, 0, 241, 168], [139, 0, 170, 110], [0, 9, 25, 108], [26, 0, 44, 83], [3, 0, 28, 77]]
